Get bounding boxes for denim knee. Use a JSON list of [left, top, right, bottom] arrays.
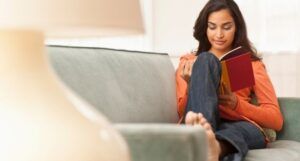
[[193, 52, 220, 71], [191, 52, 221, 84]]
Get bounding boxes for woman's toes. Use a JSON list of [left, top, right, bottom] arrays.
[[203, 122, 212, 131], [185, 111, 197, 125], [199, 116, 207, 125]]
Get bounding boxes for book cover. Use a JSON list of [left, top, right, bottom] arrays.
[[219, 46, 255, 93]]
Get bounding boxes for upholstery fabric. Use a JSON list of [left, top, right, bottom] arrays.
[[47, 46, 178, 123], [245, 140, 300, 161]]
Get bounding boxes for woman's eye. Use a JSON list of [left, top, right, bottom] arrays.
[[223, 25, 232, 30], [208, 26, 216, 30]]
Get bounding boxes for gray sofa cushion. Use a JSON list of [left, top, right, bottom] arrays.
[[47, 46, 178, 123], [277, 98, 300, 141], [245, 140, 300, 161], [115, 124, 208, 161]]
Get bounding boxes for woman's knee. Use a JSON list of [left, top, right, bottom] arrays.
[[198, 51, 219, 60], [192, 52, 221, 77], [194, 52, 220, 68]]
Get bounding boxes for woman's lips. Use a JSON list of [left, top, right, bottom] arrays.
[[214, 40, 226, 45]]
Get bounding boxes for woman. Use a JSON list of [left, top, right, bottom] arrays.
[[175, 0, 283, 161]]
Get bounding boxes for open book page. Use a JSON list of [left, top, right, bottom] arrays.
[[219, 46, 250, 61]]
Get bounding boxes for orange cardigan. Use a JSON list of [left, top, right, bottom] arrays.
[[176, 53, 283, 131]]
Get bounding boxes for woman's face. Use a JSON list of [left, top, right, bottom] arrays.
[[206, 9, 236, 56]]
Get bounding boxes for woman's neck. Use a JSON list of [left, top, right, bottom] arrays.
[[209, 48, 231, 59]]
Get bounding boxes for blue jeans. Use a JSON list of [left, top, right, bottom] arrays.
[[185, 52, 266, 161]]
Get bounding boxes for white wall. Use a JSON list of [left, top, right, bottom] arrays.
[[263, 53, 300, 97], [152, 0, 207, 56]]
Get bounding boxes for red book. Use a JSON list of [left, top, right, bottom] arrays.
[[219, 46, 255, 93]]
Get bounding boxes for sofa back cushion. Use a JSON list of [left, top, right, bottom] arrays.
[[277, 98, 300, 141], [47, 46, 178, 123]]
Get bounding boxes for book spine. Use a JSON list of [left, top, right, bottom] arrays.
[[220, 61, 231, 94]]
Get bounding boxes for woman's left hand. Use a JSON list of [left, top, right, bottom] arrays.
[[218, 83, 238, 110]]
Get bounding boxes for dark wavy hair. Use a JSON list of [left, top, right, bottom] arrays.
[[193, 0, 260, 60]]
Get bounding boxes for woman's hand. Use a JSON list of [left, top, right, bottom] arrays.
[[180, 59, 196, 83], [218, 83, 237, 110]]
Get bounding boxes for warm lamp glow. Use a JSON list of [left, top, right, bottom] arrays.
[[0, 0, 144, 37], [0, 0, 144, 160]]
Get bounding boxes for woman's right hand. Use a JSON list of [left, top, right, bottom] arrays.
[[180, 59, 196, 83]]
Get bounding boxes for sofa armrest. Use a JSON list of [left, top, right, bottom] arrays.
[[277, 97, 300, 141], [115, 123, 207, 161]]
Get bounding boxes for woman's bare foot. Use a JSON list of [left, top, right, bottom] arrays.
[[185, 111, 221, 161]]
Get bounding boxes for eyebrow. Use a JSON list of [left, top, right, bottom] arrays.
[[208, 21, 234, 26]]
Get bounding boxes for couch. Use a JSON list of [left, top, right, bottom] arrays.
[[47, 45, 300, 161]]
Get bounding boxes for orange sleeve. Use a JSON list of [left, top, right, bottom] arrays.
[[176, 56, 188, 119], [175, 53, 197, 121], [234, 61, 283, 131]]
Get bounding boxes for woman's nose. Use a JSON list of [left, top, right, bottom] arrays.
[[216, 29, 224, 38]]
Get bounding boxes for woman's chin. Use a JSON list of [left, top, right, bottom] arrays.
[[212, 47, 226, 52]]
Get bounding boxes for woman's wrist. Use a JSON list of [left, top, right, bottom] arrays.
[[232, 94, 239, 110]]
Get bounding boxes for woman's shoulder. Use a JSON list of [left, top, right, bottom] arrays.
[[251, 60, 266, 69], [251, 60, 271, 76]]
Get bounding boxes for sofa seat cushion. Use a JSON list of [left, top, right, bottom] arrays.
[[245, 140, 300, 161]]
